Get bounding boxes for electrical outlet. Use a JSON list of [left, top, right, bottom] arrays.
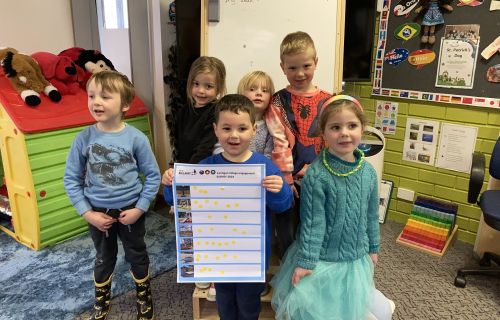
[[397, 187, 415, 202]]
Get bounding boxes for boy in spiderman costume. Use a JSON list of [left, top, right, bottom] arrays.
[[265, 31, 332, 258]]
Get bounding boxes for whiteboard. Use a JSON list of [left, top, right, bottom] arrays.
[[201, 0, 345, 94]]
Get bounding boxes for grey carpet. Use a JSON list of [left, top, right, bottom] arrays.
[[76, 220, 500, 319]]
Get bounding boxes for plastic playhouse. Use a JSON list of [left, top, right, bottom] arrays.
[[0, 76, 151, 250]]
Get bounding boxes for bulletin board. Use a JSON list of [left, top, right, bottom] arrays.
[[373, 0, 500, 108], [200, 0, 345, 94]]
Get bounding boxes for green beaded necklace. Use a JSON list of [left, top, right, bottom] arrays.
[[322, 148, 365, 177]]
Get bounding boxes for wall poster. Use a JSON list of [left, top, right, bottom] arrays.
[[172, 163, 266, 283]]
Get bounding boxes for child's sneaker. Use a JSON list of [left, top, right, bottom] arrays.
[[206, 283, 216, 302], [195, 282, 210, 289]]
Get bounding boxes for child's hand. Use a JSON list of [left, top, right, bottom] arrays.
[[262, 175, 283, 193], [292, 267, 312, 286], [83, 211, 116, 232], [118, 208, 144, 225], [370, 253, 378, 265], [162, 168, 174, 186]]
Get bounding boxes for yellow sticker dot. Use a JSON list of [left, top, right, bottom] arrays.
[[208, 268, 213, 272], [196, 241, 201, 245], [220, 270, 225, 274], [224, 215, 228, 219], [194, 200, 198, 204], [195, 258, 200, 262], [224, 242, 229, 246], [226, 204, 231, 208], [211, 242, 215, 245], [193, 186, 198, 190], [208, 215, 213, 219], [216, 256, 220, 260], [219, 187, 225, 191], [232, 240, 236, 245], [204, 199, 209, 203], [235, 203, 240, 207], [223, 254, 228, 258], [196, 254, 201, 258], [204, 254, 208, 258], [218, 242, 222, 246], [210, 227, 214, 231], [205, 241, 209, 245], [232, 228, 238, 232], [242, 231, 247, 235], [233, 255, 238, 259], [197, 228, 203, 233], [214, 201, 219, 205], [198, 205, 203, 208]]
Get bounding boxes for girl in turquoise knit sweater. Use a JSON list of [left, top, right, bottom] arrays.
[[270, 95, 395, 320]]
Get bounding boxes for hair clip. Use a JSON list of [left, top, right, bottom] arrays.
[[323, 94, 363, 110]]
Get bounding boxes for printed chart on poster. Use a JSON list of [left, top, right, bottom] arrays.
[[172, 163, 266, 283], [402, 118, 440, 166], [373, 0, 500, 108]]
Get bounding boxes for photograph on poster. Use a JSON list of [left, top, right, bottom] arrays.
[[403, 118, 440, 165]]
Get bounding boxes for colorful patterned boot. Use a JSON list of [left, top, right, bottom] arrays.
[[132, 272, 154, 320], [88, 275, 112, 320]]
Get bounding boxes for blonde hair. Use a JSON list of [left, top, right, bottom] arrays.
[[319, 98, 368, 134], [87, 71, 135, 116], [186, 56, 227, 107], [237, 71, 275, 97], [280, 31, 317, 62]]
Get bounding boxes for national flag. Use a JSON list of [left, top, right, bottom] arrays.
[[451, 96, 461, 103], [400, 91, 409, 98], [462, 97, 473, 104], [382, 89, 390, 95], [410, 92, 419, 99], [422, 93, 429, 100], [440, 95, 450, 102], [391, 90, 400, 97], [376, 59, 383, 68], [373, 88, 380, 94], [382, 10, 388, 19]]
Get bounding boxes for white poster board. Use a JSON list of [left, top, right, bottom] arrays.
[[201, 0, 345, 94], [173, 163, 266, 283]]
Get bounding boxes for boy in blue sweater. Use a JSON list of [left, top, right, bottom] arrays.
[[64, 71, 160, 320], [163, 94, 293, 320]]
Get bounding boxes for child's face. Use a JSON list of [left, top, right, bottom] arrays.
[[191, 72, 218, 108], [322, 108, 363, 162], [243, 81, 271, 116], [213, 110, 256, 162], [87, 80, 129, 130], [280, 47, 317, 93]]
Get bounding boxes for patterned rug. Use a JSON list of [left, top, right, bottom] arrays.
[[0, 211, 176, 320]]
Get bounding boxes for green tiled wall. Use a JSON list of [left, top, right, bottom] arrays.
[[345, 81, 500, 244]]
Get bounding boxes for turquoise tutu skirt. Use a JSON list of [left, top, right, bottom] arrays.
[[270, 242, 375, 320]]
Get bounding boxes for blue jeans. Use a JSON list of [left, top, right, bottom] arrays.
[[215, 282, 266, 320]]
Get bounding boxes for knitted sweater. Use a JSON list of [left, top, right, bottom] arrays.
[[248, 120, 273, 159], [295, 149, 380, 270], [264, 87, 332, 184], [173, 102, 218, 164]]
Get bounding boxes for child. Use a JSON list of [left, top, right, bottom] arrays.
[[163, 94, 293, 320], [265, 31, 332, 256], [63, 71, 161, 320], [171, 56, 227, 164], [237, 71, 275, 159], [270, 95, 394, 320]]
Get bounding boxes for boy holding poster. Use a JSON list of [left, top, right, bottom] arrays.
[[163, 94, 293, 320]]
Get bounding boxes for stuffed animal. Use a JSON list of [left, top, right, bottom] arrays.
[[31, 51, 81, 95], [59, 47, 115, 87], [0, 48, 61, 107]]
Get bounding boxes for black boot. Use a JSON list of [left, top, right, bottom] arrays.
[[88, 274, 112, 320], [132, 272, 154, 320]]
